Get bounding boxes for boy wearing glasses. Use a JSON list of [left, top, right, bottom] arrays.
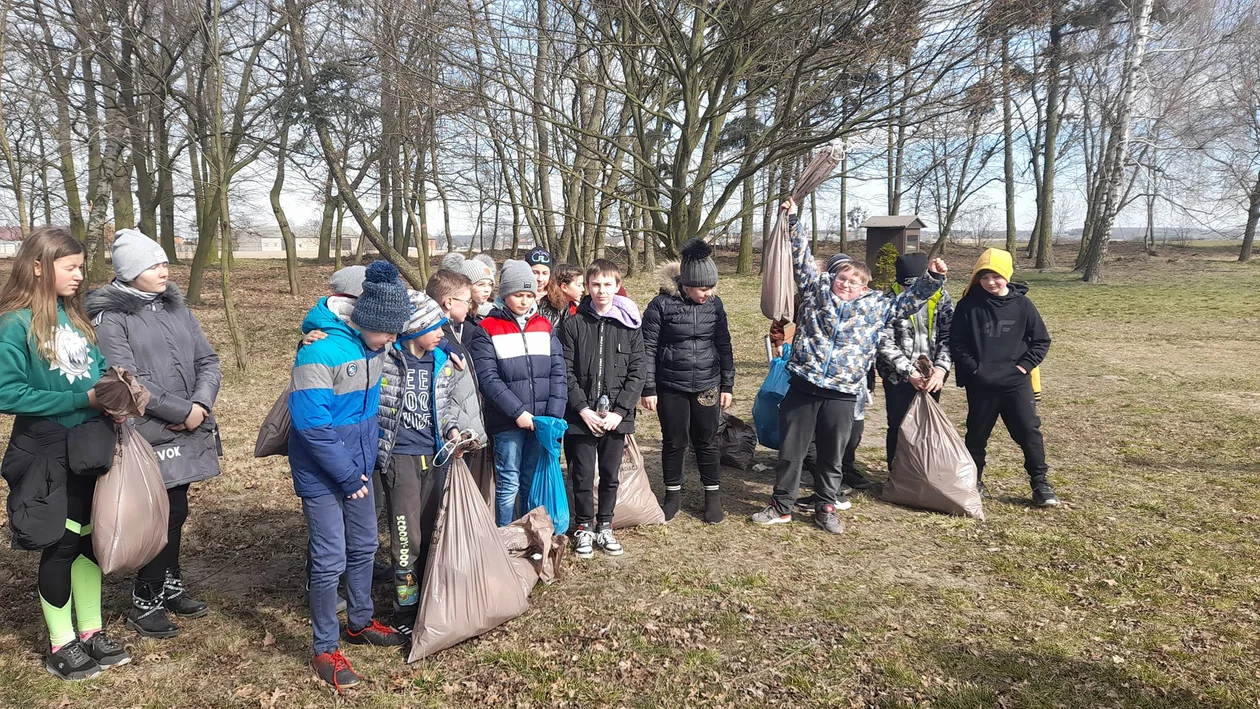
[[753, 199, 948, 535]]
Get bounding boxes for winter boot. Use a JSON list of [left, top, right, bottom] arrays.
[[662, 486, 682, 521], [126, 581, 180, 639], [164, 568, 208, 618], [702, 486, 724, 524]]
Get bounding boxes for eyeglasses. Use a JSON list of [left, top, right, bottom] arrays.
[[454, 298, 474, 307], [834, 278, 868, 291]]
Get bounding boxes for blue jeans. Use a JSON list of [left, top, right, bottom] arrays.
[[493, 429, 541, 527], [302, 486, 378, 655]]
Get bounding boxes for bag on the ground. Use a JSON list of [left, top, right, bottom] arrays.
[[408, 458, 531, 662], [760, 143, 846, 322], [254, 383, 292, 458], [91, 369, 170, 575], [716, 412, 757, 470], [527, 416, 570, 534], [499, 506, 565, 596], [882, 387, 985, 520], [595, 434, 665, 529], [752, 343, 792, 450]]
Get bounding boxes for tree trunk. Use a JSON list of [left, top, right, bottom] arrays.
[[270, 123, 300, 295], [219, 188, 247, 372], [0, 2, 27, 235], [317, 172, 335, 264], [1240, 170, 1259, 263], [1002, 33, 1017, 254], [737, 174, 755, 275], [1034, 18, 1064, 270], [155, 106, 178, 262], [839, 152, 848, 252]]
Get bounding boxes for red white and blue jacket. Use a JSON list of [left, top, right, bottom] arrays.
[[468, 307, 568, 435]]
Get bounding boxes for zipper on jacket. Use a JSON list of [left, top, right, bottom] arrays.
[[518, 317, 537, 409], [595, 317, 606, 403]]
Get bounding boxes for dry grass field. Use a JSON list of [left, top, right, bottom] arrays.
[[0, 242, 1257, 708]]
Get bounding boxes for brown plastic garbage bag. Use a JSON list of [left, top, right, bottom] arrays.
[[499, 506, 565, 590], [466, 441, 495, 509], [254, 383, 292, 458], [882, 359, 984, 520], [93, 367, 150, 419], [716, 412, 757, 471], [408, 458, 530, 662], [595, 434, 665, 529], [761, 142, 846, 322], [93, 421, 170, 574]]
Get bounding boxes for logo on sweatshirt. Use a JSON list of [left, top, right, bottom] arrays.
[[48, 324, 94, 383], [983, 319, 1017, 338], [347, 363, 359, 377]]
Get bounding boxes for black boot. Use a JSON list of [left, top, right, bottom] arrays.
[[126, 581, 180, 639], [662, 487, 681, 521], [703, 486, 724, 524], [164, 568, 209, 618]]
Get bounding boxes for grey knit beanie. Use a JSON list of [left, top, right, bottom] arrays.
[[498, 259, 537, 298], [473, 253, 497, 283], [678, 238, 718, 288], [825, 253, 854, 275], [329, 265, 367, 297], [352, 261, 412, 333], [112, 228, 169, 282]]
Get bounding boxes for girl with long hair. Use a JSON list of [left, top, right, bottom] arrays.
[[0, 228, 131, 679], [539, 263, 583, 330]]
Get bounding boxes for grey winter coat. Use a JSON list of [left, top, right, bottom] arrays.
[[86, 282, 222, 489], [376, 341, 487, 472], [876, 284, 954, 386]]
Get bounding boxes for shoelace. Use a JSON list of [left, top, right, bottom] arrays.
[[87, 633, 121, 653], [59, 641, 90, 665], [132, 591, 164, 617], [597, 530, 619, 547], [327, 650, 359, 691], [353, 619, 397, 638]]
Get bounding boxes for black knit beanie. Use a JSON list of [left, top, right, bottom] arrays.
[[352, 261, 412, 333], [895, 252, 929, 286], [679, 238, 718, 288]]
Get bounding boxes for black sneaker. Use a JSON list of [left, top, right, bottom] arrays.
[[976, 480, 987, 497], [344, 619, 408, 647], [813, 504, 844, 535], [842, 471, 873, 490], [81, 631, 130, 669], [164, 569, 208, 619], [45, 641, 101, 681], [573, 527, 595, 559], [1032, 481, 1059, 508], [126, 582, 180, 639], [794, 494, 817, 513], [391, 606, 417, 638], [595, 524, 624, 556], [313, 650, 361, 691]]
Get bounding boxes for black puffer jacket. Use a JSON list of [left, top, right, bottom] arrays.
[[560, 296, 646, 435], [641, 264, 735, 396]]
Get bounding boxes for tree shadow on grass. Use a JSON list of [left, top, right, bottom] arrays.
[[911, 640, 1249, 709]]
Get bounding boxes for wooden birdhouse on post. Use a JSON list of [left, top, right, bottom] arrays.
[[861, 215, 926, 265]]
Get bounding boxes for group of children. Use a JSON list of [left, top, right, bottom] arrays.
[[753, 198, 1056, 535], [0, 213, 1055, 690]]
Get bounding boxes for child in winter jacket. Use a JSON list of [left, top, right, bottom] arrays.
[[641, 238, 735, 524], [876, 252, 954, 470], [949, 248, 1056, 507], [376, 289, 486, 633], [752, 199, 947, 535], [561, 259, 646, 557], [289, 260, 411, 691], [87, 228, 222, 640], [540, 263, 583, 330], [0, 228, 130, 680], [468, 260, 568, 526]]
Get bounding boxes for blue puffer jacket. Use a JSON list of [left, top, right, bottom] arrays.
[[785, 219, 945, 395], [288, 296, 385, 498], [468, 307, 567, 435]]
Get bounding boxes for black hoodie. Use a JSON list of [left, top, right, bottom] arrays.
[[949, 282, 1050, 390]]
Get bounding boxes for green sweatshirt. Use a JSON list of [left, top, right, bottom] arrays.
[[0, 303, 105, 429]]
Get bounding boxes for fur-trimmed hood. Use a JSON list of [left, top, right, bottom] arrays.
[[86, 281, 185, 319], [656, 261, 681, 296]]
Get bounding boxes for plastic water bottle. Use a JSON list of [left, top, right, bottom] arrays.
[[593, 395, 610, 437]]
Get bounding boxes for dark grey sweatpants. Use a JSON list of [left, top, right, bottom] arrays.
[[771, 387, 857, 513], [381, 453, 447, 609]]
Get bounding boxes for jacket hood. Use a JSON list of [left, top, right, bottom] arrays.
[[656, 261, 682, 295], [963, 248, 1015, 297], [578, 294, 641, 329], [86, 282, 184, 319], [301, 296, 359, 337]]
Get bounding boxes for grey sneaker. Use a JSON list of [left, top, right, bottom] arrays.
[[573, 528, 595, 559], [751, 505, 792, 525], [595, 525, 624, 556], [45, 641, 101, 681], [813, 504, 844, 535], [82, 631, 130, 669]]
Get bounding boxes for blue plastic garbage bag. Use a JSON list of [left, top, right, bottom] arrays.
[[753, 343, 792, 450], [528, 416, 570, 534]]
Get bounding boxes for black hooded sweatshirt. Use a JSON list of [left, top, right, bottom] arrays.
[[949, 282, 1050, 390]]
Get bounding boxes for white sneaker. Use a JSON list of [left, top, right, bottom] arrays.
[[573, 529, 595, 559], [595, 525, 624, 556]]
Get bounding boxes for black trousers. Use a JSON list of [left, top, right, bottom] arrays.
[[802, 418, 863, 486], [883, 382, 939, 469], [657, 388, 722, 488], [382, 454, 447, 608], [565, 432, 626, 528], [964, 380, 1048, 482], [137, 484, 191, 585], [39, 473, 97, 608], [772, 388, 856, 512]]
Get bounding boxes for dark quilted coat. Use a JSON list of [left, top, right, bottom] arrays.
[[641, 265, 735, 397]]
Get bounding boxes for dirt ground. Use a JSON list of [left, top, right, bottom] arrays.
[[0, 241, 1257, 708]]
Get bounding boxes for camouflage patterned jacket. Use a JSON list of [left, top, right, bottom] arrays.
[[784, 219, 945, 395], [875, 285, 954, 386]]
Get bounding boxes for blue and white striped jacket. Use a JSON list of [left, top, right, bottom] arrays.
[[288, 296, 385, 498]]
